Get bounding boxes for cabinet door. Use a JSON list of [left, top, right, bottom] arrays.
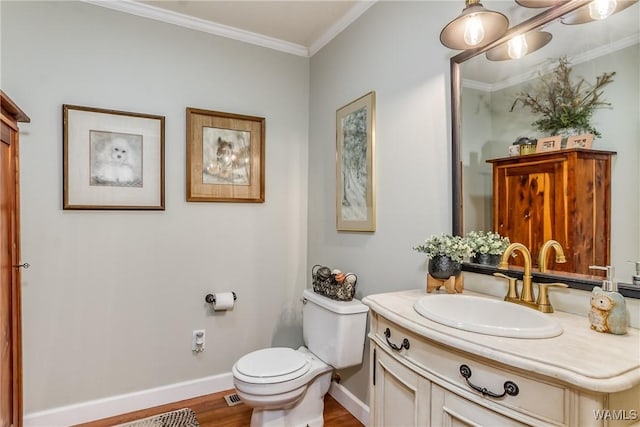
[[494, 159, 567, 269], [431, 384, 529, 427], [370, 345, 430, 427]]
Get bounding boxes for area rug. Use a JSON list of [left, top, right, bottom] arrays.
[[116, 408, 199, 427]]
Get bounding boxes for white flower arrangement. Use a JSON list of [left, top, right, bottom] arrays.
[[413, 233, 471, 263], [464, 230, 510, 256]]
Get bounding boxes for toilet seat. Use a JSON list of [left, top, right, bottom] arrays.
[[234, 347, 310, 384]]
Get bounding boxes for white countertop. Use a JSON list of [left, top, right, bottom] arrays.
[[363, 289, 640, 393]]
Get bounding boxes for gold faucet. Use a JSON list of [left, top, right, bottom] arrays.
[[495, 241, 568, 313], [498, 243, 535, 304], [538, 240, 567, 273]]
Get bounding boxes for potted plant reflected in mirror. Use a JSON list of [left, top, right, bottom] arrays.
[[465, 231, 510, 266], [414, 234, 471, 279], [510, 56, 615, 144]]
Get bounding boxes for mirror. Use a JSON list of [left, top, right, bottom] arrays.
[[450, 1, 639, 291]]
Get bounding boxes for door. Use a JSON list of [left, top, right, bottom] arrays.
[[1, 92, 28, 427], [370, 344, 430, 427]]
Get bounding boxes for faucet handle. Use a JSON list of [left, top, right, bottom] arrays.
[[535, 282, 568, 313], [493, 272, 519, 301]]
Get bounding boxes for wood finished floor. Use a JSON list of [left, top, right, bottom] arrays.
[[75, 388, 363, 427]]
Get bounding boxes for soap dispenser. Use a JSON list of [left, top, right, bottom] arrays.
[[588, 265, 629, 335]]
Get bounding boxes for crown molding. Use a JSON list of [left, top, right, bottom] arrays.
[[82, 0, 310, 57], [309, 1, 377, 56]]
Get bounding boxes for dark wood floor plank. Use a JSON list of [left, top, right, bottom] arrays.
[[75, 388, 363, 427]]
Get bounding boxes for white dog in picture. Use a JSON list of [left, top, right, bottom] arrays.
[[91, 137, 140, 186]]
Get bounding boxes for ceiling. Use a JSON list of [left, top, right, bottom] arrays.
[[86, 0, 375, 57], [86, 0, 638, 61]]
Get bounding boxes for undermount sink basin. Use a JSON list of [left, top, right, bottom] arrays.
[[414, 294, 563, 339]]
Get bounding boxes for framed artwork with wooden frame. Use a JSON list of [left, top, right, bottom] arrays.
[[336, 91, 376, 232], [186, 108, 265, 203], [63, 104, 165, 210], [536, 136, 561, 153], [566, 133, 594, 149]]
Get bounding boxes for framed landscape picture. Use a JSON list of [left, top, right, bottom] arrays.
[[63, 105, 165, 210], [186, 108, 265, 202], [336, 91, 376, 232]]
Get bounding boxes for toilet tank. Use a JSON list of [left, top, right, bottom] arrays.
[[302, 288, 369, 369]]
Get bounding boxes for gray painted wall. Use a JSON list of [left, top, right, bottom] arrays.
[[308, 1, 458, 404], [2, 1, 309, 412]]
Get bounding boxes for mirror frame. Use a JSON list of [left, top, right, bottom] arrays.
[[449, 1, 640, 298]]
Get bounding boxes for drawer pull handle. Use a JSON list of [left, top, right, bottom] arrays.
[[384, 328, 410, 351], [459, 364, 519, 399]]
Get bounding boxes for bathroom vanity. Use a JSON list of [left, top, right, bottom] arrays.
[[363, 290, 640, 426]]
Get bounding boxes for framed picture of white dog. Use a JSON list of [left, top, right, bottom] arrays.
[[63, 105, 165, 210], [186, 108, 265, 203]]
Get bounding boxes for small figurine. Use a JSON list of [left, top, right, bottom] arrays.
[[588, 286, 628, 335]]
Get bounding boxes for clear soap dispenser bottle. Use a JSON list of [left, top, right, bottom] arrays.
[[588, 265, 628, 335]]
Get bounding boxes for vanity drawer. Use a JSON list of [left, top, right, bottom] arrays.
[[373, 315, 568, 425]]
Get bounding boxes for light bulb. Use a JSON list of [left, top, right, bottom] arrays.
[[507, 34, 529, 59], [589, 0, 617, 20], [464, 14, 485, 46]]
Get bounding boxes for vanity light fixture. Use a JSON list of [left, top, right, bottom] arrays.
[[485, 31, 553, 61], [440, 0, 509, 50], [561, 0, 637, 24]]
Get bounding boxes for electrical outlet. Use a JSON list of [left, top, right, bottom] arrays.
[[192, 329, 205, 352]]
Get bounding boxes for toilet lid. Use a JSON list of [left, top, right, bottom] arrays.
[[235, 348, 310, 381]]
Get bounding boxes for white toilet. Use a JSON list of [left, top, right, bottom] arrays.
[[232, 288, 369, 427]]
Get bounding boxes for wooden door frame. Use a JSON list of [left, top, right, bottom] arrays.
[[1, 91, 29, 427]]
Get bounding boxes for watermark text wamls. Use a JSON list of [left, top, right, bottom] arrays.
[[593, 409, 638, 421]]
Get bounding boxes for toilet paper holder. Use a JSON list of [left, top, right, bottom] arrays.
[[205, 292, 237, 304]]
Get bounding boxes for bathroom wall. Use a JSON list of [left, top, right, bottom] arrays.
[[1, 1, 309, 413], [308, 1, 459, 405]]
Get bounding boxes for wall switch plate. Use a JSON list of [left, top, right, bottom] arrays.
[[192, 329, 205, 352]]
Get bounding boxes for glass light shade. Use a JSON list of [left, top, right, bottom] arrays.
[[515, 0, 563, 7], [507, 34, 529, 59], [589, 0, 618, 19], [463, 14, 486, 46], [562, 0, 636, 25], [485, 31, 552, 61], [440, 2, 509, 50]]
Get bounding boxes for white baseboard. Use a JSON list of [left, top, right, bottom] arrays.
[[329, 381, 369, 426], [24, 373, 234, 427]]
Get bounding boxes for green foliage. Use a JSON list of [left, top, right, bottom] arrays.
[[510, 57, 615, 137], [413, 234, 471, 263], [464, 231, 510, 256]]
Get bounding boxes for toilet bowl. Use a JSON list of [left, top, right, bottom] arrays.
[[232, 289, 369, 427], [232, 347, 332, 427]]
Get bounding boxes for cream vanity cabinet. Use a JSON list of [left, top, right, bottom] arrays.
[[364, 291, 640, 427]]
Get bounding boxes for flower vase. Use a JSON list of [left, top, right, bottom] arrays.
[[428, 255, 462, 279], [470, 253, 501, 266]]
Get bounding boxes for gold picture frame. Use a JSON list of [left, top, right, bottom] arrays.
[[566, 133, 594, 149], [536, 135, 562, 153], [186, 108, 265, 203], [336, 91, 376, 231], [63, 104, 165, 210]]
